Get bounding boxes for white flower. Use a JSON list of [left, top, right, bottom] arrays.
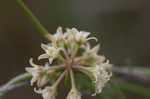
[[93, 69, 112, 95], [38, 43, 60, 64], [25, 27, 112, 99], [75, 31, 90, 42], [90, 61, 112, 95], [67, 88, 81, 99], [72, 28, 97, 43], [35, 86, 57, 99], [63, 28, 97, 44], [63, 28, 74, 43], [25, 58, 50, 87], [47, 27, 64, 43], [82, 43, 100, 56], [81, 43, 105, 65]]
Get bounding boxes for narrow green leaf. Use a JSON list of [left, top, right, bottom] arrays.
[[110, 80, 126, 99], [119, 82, 150, 98]]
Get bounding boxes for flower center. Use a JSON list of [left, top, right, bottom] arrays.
[[65, 60, 73, 70], [49, 49, 53, 54], [46, 47, 57, 56]]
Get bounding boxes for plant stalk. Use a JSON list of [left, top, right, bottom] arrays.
[[53, 70, 67, 88], [69, 69, 76, 89], [0, 73, 31, 99], [12, 0, 50, 41]]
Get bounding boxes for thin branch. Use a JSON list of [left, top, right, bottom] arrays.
[[69, 69, 76, 88], [12, 0, 50, 41], [111, 66, 150, 84], [0, 81, 29, 93], [62, 48, 70, 60], [71, 45, 75, 59], [0, 73, 31, 98], [72, 65, 92, 78], [72, 65, 86, 70], [47, 64, 65, 70], [53, 70, 67, 88]]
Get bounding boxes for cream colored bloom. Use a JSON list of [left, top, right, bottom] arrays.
[[75, 31, 90, 43], [90, 61, 112, 95], [67, 88, 81, 99], [26, 27, 112, 99], [63, 28, 97, 44], [72, 28, 97, 43], [38, 43, 60, 64], [93, 69, 112, 95], [81, 43, 105, 65], [26, 58, 50, 87], [63, 28, 74, 43], [35, 86, 57, 99], [47, 27, 64, 43]]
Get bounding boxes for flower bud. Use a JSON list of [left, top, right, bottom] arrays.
[[35, 86, 57, 99], [67, 88, 81, 99], [47, 27, 64, 43]]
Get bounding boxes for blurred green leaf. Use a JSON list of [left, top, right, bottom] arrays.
[[119, 82, 150, 98], [110, 80, 126, 99], [64, 71, 71, 90]]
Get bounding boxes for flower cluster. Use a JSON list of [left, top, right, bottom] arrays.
[[26, 27, 112, 99]]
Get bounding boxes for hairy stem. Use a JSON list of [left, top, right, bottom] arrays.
[[0, 81, 29, 93], [12, 0, 50, 41], [0, 73, 31, 99], [112, 66, 150, 83]]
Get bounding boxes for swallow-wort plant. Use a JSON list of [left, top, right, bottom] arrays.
[[1, 0, 150, 99], [26, 27, 112, 99]]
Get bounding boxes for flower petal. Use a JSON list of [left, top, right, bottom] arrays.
[[56, 27, 62, 34], [35, 87, 57, 99], [67, 88, 81, 99], [49, 58, 53, 64], [86, 37, 97, 42], [29, 58, 39, 67], [31, 74, 40, 86], [41, 43, 49, 51], [38, 54, 49, 60], [90, 44, 100, 54]]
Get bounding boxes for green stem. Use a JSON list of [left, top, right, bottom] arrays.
[[0, 73, 32, 99], [133, 66, 150, 76], [69, 69, 76, 89], [12, 0, 50, 41], [118, 82, 150, 98]]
